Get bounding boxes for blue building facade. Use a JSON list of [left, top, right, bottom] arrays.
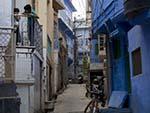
[[91, 0, 150, 112], [58, 0, 76, 79], [92, 0, 131, 93], [128, 24, 150, 113], [124, 1, 150, 113]]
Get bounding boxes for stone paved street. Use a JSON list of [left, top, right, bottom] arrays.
[[53, 84, 90, 113]]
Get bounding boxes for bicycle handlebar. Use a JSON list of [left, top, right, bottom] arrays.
[[89, 90, 101, 95]]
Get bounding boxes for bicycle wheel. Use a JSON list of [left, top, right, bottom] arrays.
[[84, 100, 93, 113], [84, 100, 99, 113]]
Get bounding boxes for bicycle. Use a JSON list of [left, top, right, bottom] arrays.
[[84, 90, 105, 113], [84, 78, 105, 113]]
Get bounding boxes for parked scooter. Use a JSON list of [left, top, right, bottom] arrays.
[[91, 76, 106, 107], [84, 77, 106, 113]]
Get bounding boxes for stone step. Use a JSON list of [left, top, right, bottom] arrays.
[[99, 108, 132, 113]]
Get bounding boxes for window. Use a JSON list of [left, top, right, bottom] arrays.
[[100, 37, 104, 50], [132, 47, 142, 76]]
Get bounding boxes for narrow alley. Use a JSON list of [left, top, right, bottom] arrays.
[[0, 0, 150, 113], [53, 84, 90, 113]]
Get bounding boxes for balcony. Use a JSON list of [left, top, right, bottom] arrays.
[[59, 10, 73, 29], [124, 0, 150, 19], [124, 0, 150, 25], [15, 47, 35, 85], [16, 16, 43, 56], [53, 0, 65, 11], [92, 0, 124, 34]]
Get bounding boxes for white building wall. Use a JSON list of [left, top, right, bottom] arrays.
[[17, 86, 29, 113], [15, 49, 33, 81], [0, 0, 13, 26], [32, 54, 42, 112], [15, 48, 43, 113]]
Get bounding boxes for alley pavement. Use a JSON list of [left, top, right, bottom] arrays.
[[52, 84, 90, 113]]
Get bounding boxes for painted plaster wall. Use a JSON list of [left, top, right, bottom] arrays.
[[15, 49, 33, 81], [112, 57, 127, 91], [16, 50, 42, 113], [0, 0, 13, 26], [32, 55, 42, 112], [128, 24, 150, 113], [111, 34, 129, 92], [47, 1, 54, 48]]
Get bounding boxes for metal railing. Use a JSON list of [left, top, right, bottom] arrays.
[[33, 19, 43, 56], [0, 27, 15, 82], [16, 16, 43, 56]]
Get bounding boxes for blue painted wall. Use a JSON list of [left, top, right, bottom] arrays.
[[91, 0, 130, 92], [92, 0, 114, 21], [111, 33, 129, 91], [92, 0, 150, 112], [128, 24, 150, 113], [58, 0, 75, 64], [90, 38, 100, 63]]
